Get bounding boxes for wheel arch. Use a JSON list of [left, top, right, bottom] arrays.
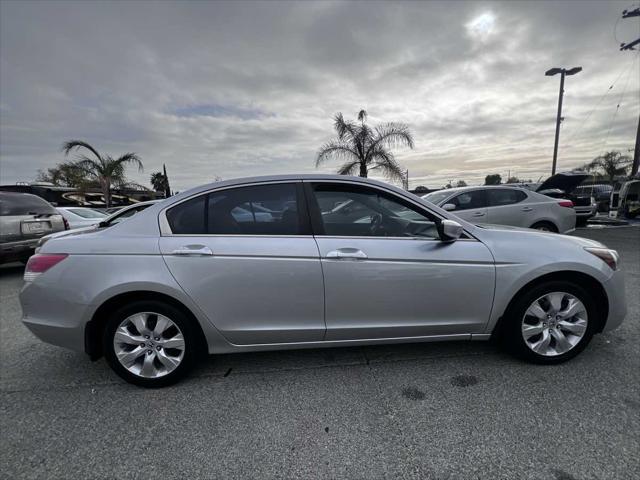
[[491, 270, 609, 339], [85, 290, 208, 360]]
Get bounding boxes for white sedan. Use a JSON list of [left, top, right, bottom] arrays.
[[56, 207, 108, 229], [422, 186, 576, 233]]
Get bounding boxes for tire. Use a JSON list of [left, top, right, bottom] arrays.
[[103, 300, 200, 387], [501, 281, 598, 364], [575, 217, 588, 227], [530, 221, 558, 233]]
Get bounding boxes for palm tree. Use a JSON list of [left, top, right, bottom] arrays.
[[588, 151, 631, 184], [150, 171, 169, 193], [316, 110, 413, 182], [62, 140, 143, 207]]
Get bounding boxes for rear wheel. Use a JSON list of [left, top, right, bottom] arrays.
[[530, 221, 558, 233], [103, 300, 199, 387], [575, 217, 588, 227], [502, 281, 597, 364]]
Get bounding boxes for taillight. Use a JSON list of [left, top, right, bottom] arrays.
[[63, 217, 70, 230], [24, 254, 68, 282], [558, 200, 574, 208]]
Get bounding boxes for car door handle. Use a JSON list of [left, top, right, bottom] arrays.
[[170, 245, 213, 256], [472, 212, 485, 217], [521, 207, 533, 212], [326, 248, 368, 260]]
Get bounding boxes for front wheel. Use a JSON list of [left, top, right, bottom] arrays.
[[530, 221, 558, 233], [103, 300, 200, 387], [501, 281, 598, 364]]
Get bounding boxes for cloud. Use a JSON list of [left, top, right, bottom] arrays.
[[0, 0, 638, 190]]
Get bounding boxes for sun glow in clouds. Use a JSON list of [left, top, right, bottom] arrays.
[[466, 12, 496, 41]]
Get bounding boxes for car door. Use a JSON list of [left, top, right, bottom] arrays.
[[306, 181, 495, 341], [444, 189, 488, 224], [158, 181, 325, 345], [486, 188, 530, 227]]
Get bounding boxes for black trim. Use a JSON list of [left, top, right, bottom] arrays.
[[295, 182, 313, 235], [302, 182, 326, 235]]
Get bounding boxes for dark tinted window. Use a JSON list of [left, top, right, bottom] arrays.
[[312, 184, 439, 238], [166, 184, 302, 235], [208, 184, 300, 235], [448, 190, 487, 211], [166, 195, 206, 234], [487, 189, 527, 207], [0, 193, 56, 216]]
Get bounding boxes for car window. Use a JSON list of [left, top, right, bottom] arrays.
[[67, 208, 107, 219], [487, 189, 527, 207], [105, 204, 150, 226], [422, 190, 451, 205], [311, 184, 439, 238], [448, 190, 487, 211], [166, 183, 302, 235], [0, 193, 57, 216]]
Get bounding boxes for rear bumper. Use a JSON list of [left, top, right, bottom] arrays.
[[0, 238, 38, 261], [20, 280, 90, 352], [575, 205, 597, 218], [601, 269, 627, 333]]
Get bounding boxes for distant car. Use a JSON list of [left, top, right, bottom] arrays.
[[56, 207, 108, 229], [615, 180, 640, 219], [37, 200, 162, 249], [532, 172, 597, 226], [573, 184, 612, 212], [0, 192, 67, 264], [422, 186, 576, 233]]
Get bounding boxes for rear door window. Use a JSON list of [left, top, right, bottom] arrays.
[[487, 189, 527, 207]]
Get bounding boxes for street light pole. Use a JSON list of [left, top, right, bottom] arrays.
[[546, 66, 582, 175]]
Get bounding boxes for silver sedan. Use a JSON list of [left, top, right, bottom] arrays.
[[20, 175, 626, 387], [423, 185, 576, 233]]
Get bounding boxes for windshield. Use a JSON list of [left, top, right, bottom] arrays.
[[423, 191, 452, 205], [67, 208, 108, 219]]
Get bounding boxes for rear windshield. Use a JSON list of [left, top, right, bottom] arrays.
[[0, 193, 57, 216], [423, 190, 452, 205]]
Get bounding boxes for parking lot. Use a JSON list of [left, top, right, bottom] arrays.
[[1, 226, 638, 479]]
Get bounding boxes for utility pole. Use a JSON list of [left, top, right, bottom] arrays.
[[620, 7, 640, 176], [545, 66, 582, 175]]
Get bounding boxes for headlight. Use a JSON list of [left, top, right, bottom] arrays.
[[585, 247, 619, 270]]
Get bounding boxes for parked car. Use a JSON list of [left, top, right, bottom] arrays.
[[37, 200, 161, 249], [613, 179, 640, 219], [422, 186, 576, 233], [56, 207, 108, 229], [573, 184, 612, 212], [532, 172, 597, 226], [20, 175, 626, 387], [0, 192, 68, 264]]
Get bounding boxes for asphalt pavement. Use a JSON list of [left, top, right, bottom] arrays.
[[1, 226, 638, 479]]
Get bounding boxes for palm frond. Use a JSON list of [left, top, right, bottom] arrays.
[[61, 140, 102, 162], [114, 152, 144, 172], [316, 140, 360, 167], [337, 161, 361, 176], [333, 113, 358, 142], [368, 148, 405, 182]]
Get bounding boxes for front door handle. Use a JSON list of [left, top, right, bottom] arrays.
[[472, 212, 485, 217], [521, 207, 533, 212], [171, 245, 213, 256], [326, 248, 368, 260]]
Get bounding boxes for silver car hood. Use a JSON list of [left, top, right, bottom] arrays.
[[474, 223, 606, 249]]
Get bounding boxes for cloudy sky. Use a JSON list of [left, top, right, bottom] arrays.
[[1, 0, 638, 190]]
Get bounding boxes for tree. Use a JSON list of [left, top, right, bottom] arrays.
[[316, 109, 413, 182], [484, 174, 502, 185], [505, 176, 521, 184], [587, 151, 631, 184], [35, 162, 95, 189], [455, 180, 468, 187], [150, 171, 169, 193], [62, 140, 143, 208]]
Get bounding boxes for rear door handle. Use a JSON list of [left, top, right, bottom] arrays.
[[521, 207, 533, 212], [472, 212, 485, 217], [171, 245, 213, 256], [326, 248, 368, 260]]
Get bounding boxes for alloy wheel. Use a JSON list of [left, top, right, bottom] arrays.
[[521, 292, 588, 357], [113, 312, 185, 378]]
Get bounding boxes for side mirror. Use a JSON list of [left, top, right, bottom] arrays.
[[443, 203, 456, 211], [438, 219, 463, 242]]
